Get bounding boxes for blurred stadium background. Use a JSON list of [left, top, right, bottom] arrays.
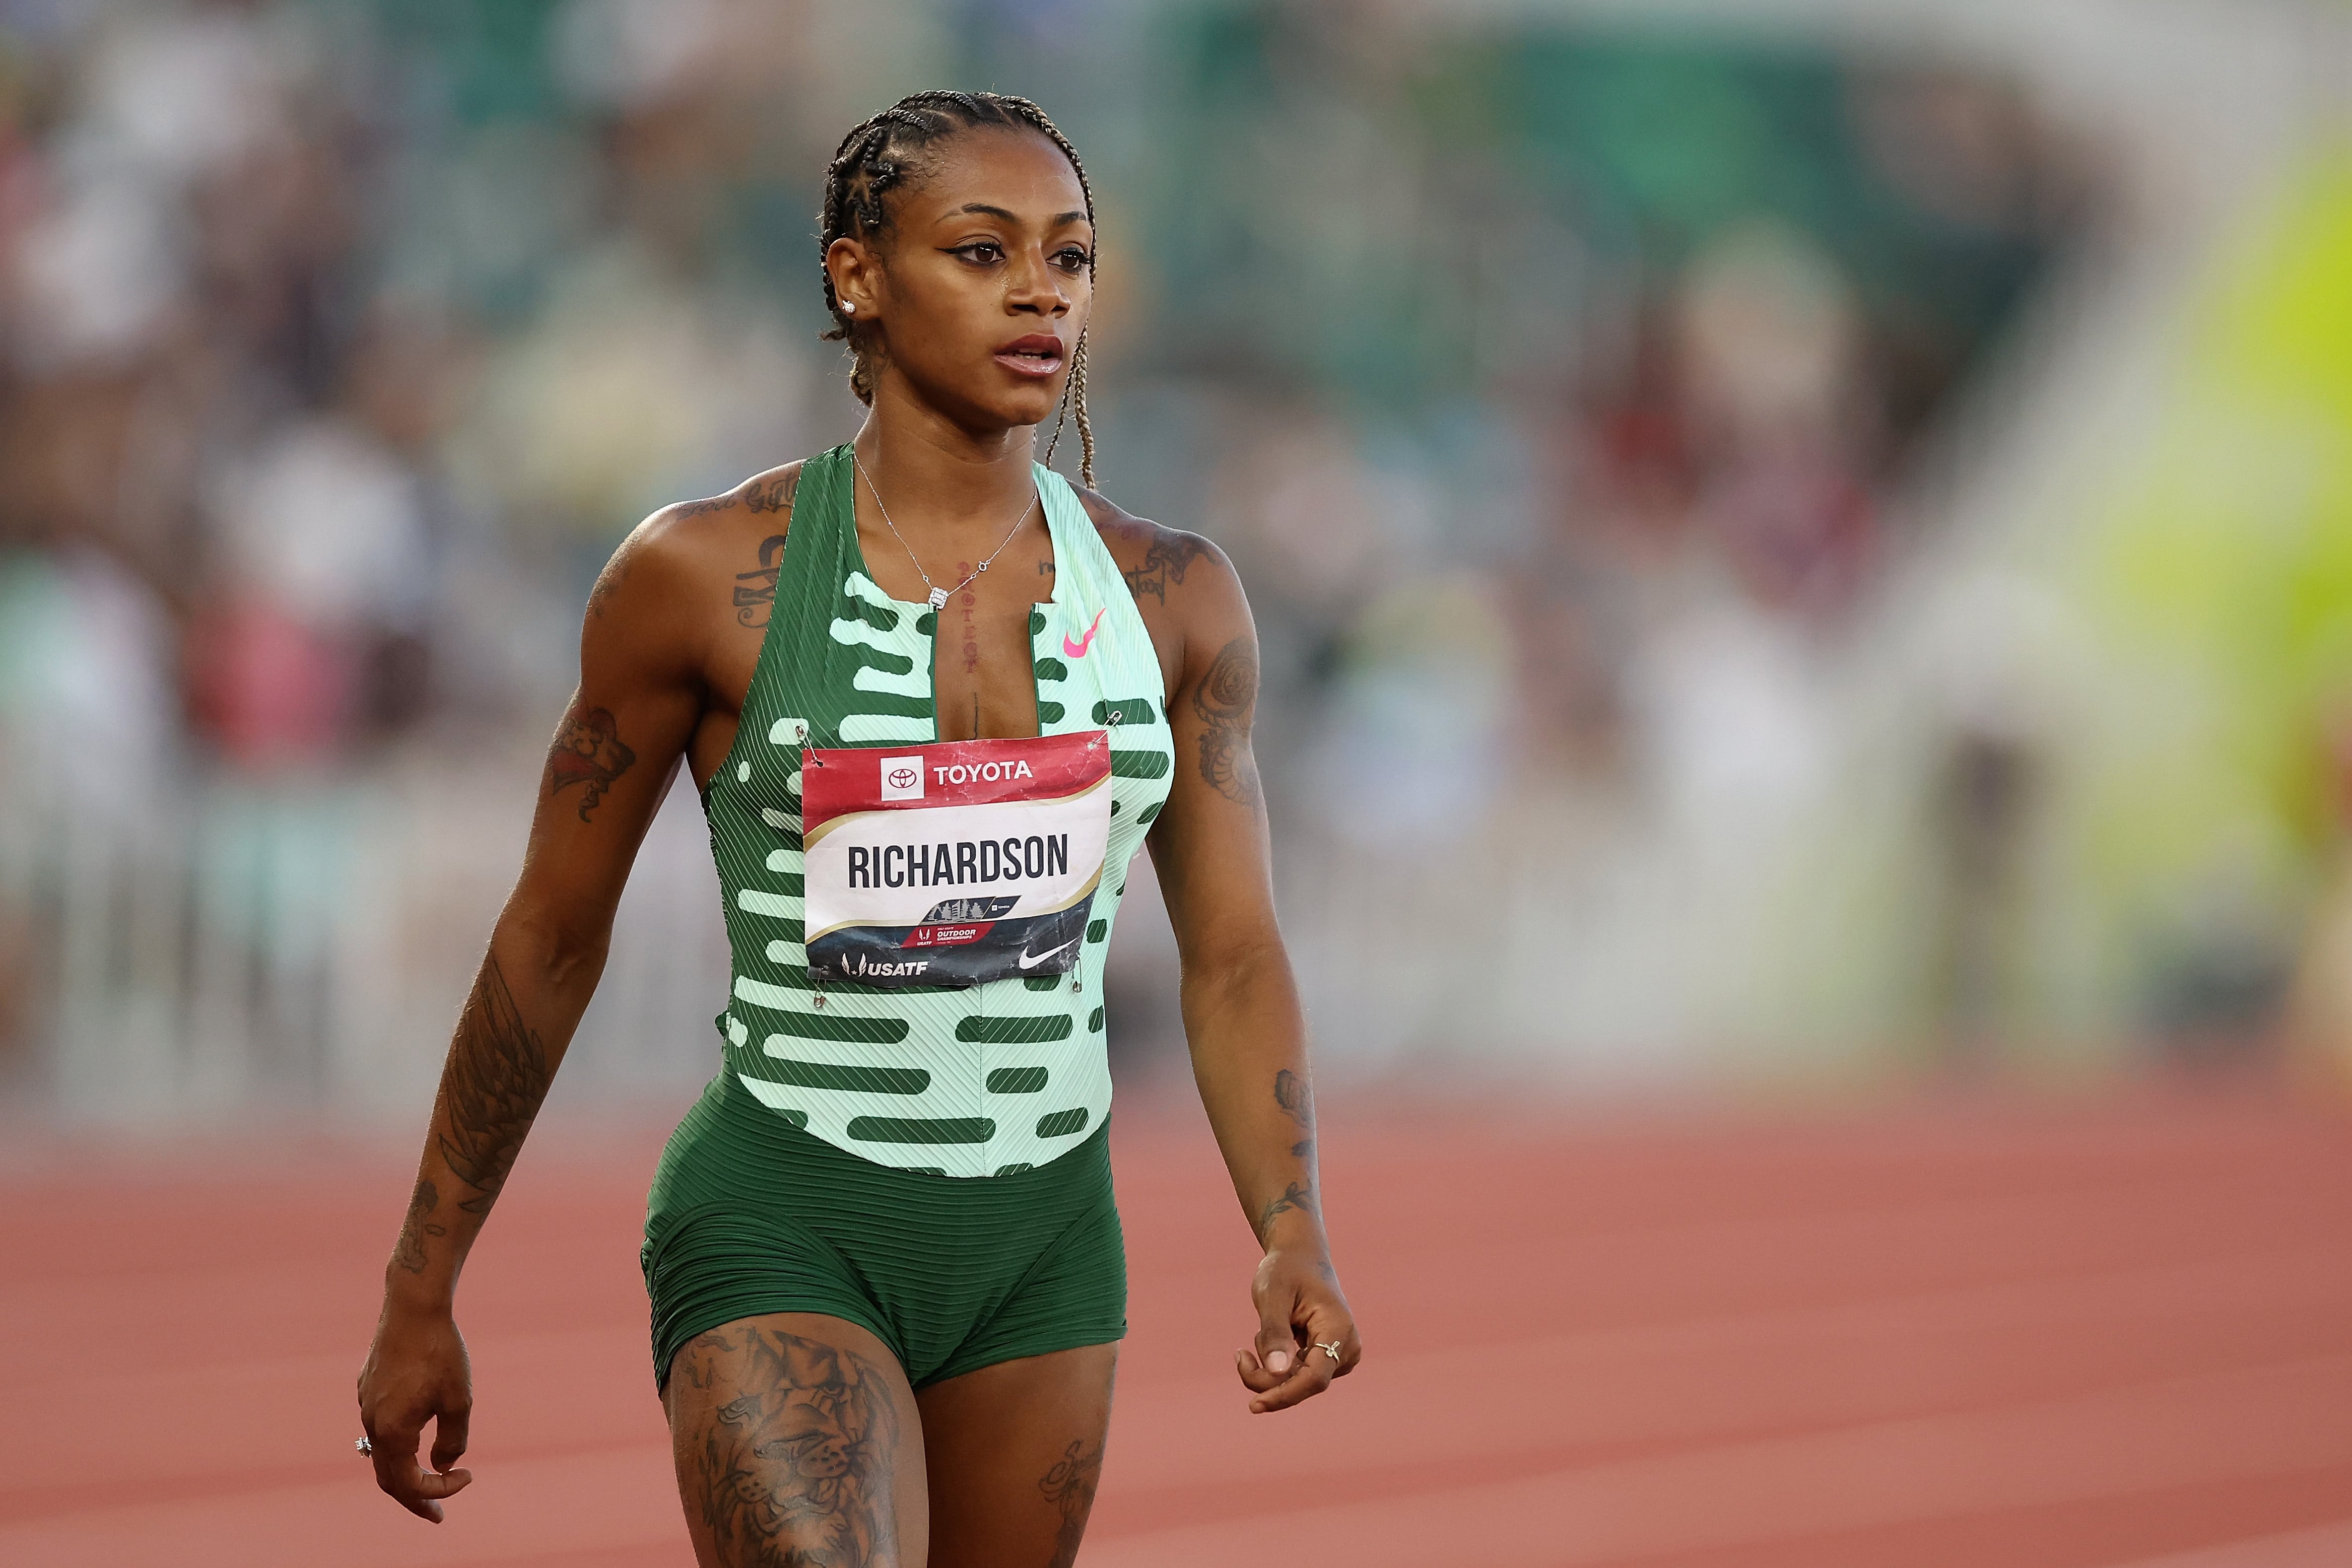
[[3, 0, 2351, 1563]]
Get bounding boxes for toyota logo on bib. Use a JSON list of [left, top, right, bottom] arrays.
[[879, 755, 925, 801]]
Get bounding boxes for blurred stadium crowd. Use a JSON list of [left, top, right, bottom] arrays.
[[0, 0, 2343, 1116]]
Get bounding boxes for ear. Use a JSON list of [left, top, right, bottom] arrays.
[[826, 236, 886, 322]]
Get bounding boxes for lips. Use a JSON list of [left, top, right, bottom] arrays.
[[994, 334, 1065, 378]]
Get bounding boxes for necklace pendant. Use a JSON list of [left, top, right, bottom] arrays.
[[926, 587, 949, 611]]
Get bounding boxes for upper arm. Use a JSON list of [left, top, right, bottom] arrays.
[[506, 508, 714, 946], [1129, 527, 1279, 970]]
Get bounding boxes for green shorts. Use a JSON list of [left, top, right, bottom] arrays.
[[640, 1071, 1126, 1391]]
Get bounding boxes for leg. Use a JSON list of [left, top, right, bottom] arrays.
[[664, 1313, 929, 1568], [916, 1342, 1118, 1568]]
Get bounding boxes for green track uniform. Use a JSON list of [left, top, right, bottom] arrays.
[[642, 447, 1174, 1388]]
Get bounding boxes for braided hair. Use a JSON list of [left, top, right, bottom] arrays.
[[819, 91, 1099, 489]]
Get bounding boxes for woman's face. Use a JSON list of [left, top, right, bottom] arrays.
[[827, 126, 1094, 434]]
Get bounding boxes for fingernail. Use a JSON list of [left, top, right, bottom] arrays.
[[1266, 1348, 1291, 1373]]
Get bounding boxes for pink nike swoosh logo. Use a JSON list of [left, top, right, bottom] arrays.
[[1063, 607, 1107, 659]]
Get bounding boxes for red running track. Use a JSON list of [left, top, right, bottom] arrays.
[[4, 1083, 2351, 1566]]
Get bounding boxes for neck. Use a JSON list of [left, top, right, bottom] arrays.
[[852, 376, 1039, 533]]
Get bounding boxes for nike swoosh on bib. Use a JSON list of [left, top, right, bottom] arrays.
[[1062, 607, 1107, 659], [1017, 938, 1080, 970]]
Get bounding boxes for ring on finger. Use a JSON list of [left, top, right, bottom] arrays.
[[1315, 1339, 1342, 1364]]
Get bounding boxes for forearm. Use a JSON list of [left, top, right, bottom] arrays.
[[384, 906, 610, 1309], [1181, 940, 1323, 1251]]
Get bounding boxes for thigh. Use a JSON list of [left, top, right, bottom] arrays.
[[916, 1342, 1118, 1568], [664, 1313, 928, 1568]]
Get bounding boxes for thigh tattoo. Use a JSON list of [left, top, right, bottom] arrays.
[[680, 1327, 901, 1567], [1037, 1437, 1107, 1568]]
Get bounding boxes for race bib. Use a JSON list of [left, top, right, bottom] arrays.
[[800, 730, 1112, 988]]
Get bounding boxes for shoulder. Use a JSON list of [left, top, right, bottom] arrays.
[[1073, 485, 1239, 613], [588, 461, 802, 624], [636, 461, 800, 568]]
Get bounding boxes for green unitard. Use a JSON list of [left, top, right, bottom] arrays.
[[641, 447, 1174, 1386]]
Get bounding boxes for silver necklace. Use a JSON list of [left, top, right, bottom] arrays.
[[852, 450, 1037, 613]]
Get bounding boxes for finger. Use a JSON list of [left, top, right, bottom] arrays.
[[1249, 1339, 1337, 1414], [1322, 1316, 1365, 1377], [1253, 1298, 1302, 1383], [1250, 1301, 1358, 1412], [369, 1420, 472, 1523], [429, 1405, 472, 1473], [367, 1416, 420, 1501], [395, 1465, 475, 1523], [1288, 1291, 1361, 1371], [1234, 1346, 1286, 1393]]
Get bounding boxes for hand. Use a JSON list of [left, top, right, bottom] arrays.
[[356, 1299, 476, 1521], [1235, 1243, 1361, 1413]]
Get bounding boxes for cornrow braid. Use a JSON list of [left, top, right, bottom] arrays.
[[817, 91, 1099, 489]]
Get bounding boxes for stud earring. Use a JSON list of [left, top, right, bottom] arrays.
[[842, 301, 856, 314]]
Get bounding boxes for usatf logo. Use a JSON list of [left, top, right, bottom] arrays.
[[879, 755, 924, 801]]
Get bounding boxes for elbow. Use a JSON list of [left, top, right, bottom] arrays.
[[500, 903, 614, 993], [1180, 929, 1290, 1000]]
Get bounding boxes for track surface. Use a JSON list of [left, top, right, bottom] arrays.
[[4, 1084, 2350, 1565]]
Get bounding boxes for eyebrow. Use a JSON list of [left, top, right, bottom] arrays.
[[949, 203, 1092, 228]]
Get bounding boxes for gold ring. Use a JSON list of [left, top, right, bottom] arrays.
[[1315, 1339, 1342, 1364]]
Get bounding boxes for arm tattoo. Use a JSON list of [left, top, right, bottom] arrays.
[[546, 707, 636, 822], [435, 959, 552, 1215], [677, 1326, 900, 1566], [670, 469, 792, 521], [1038, 1437, 1107, 1568], [1257, 1180, 1316, 1241], [735, 534, 786, 627], [1122, 530, 1211, 604], [1275, 1067, 1314, 1159], [744, 473, 794, 514], [1191, 638, 1261, 807], [391, 1178, 445, 1274]]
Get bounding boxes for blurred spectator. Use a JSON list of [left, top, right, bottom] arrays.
[[1676, 221, 1877, 616], [188, 413, 429, 765], [0, 539, 178, 804]]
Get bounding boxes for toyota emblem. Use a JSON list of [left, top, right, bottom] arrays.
[[888, 766, 918, 789]]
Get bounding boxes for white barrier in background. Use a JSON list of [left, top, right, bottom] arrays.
[[0, 750, 730, 1125]]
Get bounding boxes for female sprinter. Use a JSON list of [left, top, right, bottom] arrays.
[[356, 91, 1360, 1566]]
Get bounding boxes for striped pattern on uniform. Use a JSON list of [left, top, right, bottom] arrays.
[[699, 446, 1174, 1177]]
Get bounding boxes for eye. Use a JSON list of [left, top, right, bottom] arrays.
[[1053, 246, 1093, 273], [951, 241, 1004, 265]]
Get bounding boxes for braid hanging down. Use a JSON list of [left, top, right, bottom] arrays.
[[818, 91, 1099, 490]]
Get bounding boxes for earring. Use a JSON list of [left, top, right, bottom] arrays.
[[841, 301, 856, 315]]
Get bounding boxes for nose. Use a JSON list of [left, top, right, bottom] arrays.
[[1006, 247, 1070, 317]]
